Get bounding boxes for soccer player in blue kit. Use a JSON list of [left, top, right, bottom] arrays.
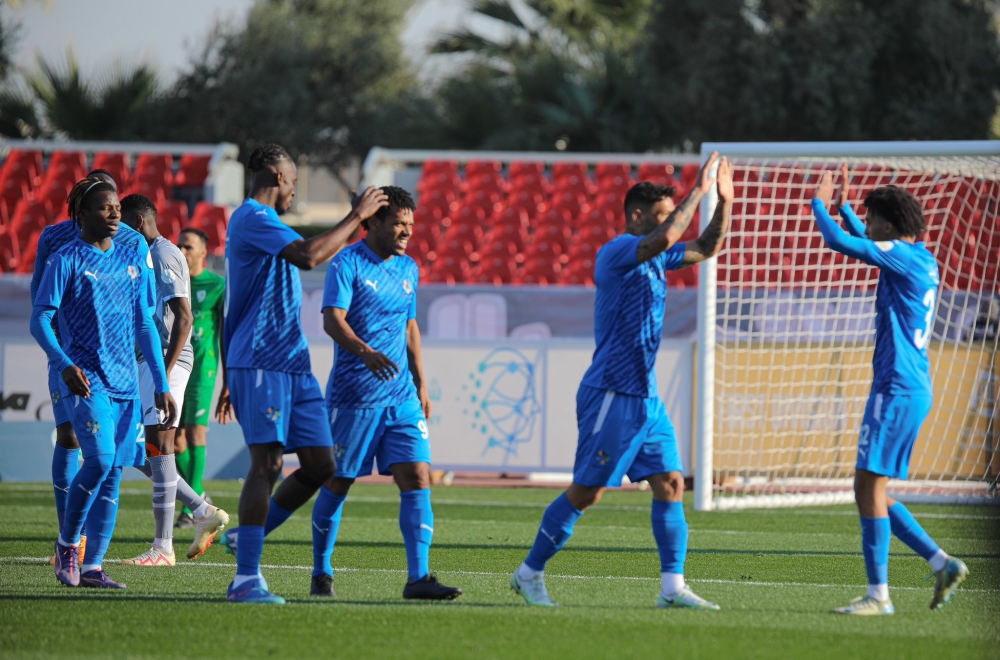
[[813, 165, 968, 615], [312, 186, 462, 600], [511, 153, 733, 608], [30, 176, 177, 589], [221, 144, 388, 604]]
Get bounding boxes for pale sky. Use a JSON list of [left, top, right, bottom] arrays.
[[3, 0, 471, 83]]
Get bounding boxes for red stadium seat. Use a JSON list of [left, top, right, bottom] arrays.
[[553, 174, 594, 197], [190, 202, 230, 256], [135, 153, 172, 176], [9, 200, 51, 244], [174, 154, 210, 188], [508, 172, 549, 196], [522, 240, 564, 264], [92, 152, 131, 190], [473, 255, 514, 284], [15, 230, 40, 274], [444, 220, 485, 245], [0, 227, 20, 271], [2, 150, 44, 189], [594, 163, 631, 183], [637, 163, 675, 183], [465, 160, 502, 178], [551, 162, 587, 183], [419, 188, 457, 219], [506, 190, 546, 217], [157, 200, 189, 243], [421, 160, 458, 177], [492, 206, 529, 230], [418, 171, 461, 194], [508, 161, 544, 179], [534, 223, 570, 251], [432, 254, 470, 283], [485, 222, 526, 252], [462, 188, 502, 217]]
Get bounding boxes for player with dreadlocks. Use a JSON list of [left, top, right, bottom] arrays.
[[219, 143, 388, 604], [31, 176, 177, 589]]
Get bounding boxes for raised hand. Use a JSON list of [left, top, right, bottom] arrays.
[[815, 171, 835, 207], [62, 365, 90, 398], [361, 350, 400, 381], [838, 162, 850, 207], [353, 186, 389, 222], [716, 156, 734, 203], [697, 151, 720, 195]]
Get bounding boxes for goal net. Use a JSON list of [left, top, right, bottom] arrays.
[[693, 142, 1000, 510]]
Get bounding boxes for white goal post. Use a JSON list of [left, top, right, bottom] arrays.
[[694, 141, 1000, 510]]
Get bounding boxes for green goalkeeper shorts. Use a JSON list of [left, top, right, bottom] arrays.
[[181, 382, 216, 426]]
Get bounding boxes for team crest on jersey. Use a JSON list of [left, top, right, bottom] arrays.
[[875, 241, 895, 252], [402, 279, 412, 295], [161, 268, 176, 284], [197, 290, 207, 302], [595, 450, 611, 466], [127, 265, 138, 279], [266, 407, 281, 422], [86, 420, 100, 435]]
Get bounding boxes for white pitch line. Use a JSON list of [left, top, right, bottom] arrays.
[[3, 556, 997, 594]]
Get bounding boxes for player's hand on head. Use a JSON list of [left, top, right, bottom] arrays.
[[815, 171, 835, 207], [215, 387, 233, 424], [697, 151, 720, 195], [354, 186, 390, 221], [361, 350, 399, 381], [838, 162, 850, 207], [156, 391, 177, 428], [61, 366, 90, 398], [716, 156, 734, 202]]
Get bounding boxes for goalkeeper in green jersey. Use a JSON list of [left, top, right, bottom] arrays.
[[174, 228, 233, 528]]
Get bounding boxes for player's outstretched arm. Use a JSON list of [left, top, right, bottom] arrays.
[[837, 163, 867, 238], [279, 187, 388, 270], [323, 307, 400, 382], [679, 156, 734, 268], [636, 152, 719, 264], [812, 172, 909, 274], [406, 319, 431, 419]]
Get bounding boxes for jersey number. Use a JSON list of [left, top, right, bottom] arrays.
[[913, 289, 935, 350], [418, 420, 429, 440]]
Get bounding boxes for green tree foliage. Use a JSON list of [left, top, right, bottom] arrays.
[[644, 0, 1000, 145], [142, 0, 410, 174]]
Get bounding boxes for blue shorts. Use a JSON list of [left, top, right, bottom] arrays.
[[330, 397, 431, 479], [62, 392, 141, 468], [229, 368, 333, 450], [572, 385, 683, 488], [47, 363, 71, 426], [857, 392, 933, 480]]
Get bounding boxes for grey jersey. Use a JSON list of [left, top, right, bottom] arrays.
[[137, 236, 194, 371]]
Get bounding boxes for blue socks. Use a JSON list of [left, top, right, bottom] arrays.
[[524, 493, 584, 572], [651, 500, 688, 574], [311, 487, 346, 577], [60, 454, 113, 545], [236, 525, 265, 577], [51, 446, 80, 529], [80, 466, 121, 570], [860, 516, 890, 588], [888, 502, 939, 561], [399, 489, 434, 581], [264, 499, 293, 536]]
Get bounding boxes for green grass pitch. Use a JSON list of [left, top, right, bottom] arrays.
[[1, 480, 997, 659]]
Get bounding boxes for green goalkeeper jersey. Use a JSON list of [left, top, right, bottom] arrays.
[[189, 269, 226, 385]]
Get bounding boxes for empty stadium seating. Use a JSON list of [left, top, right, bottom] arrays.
[[0, 149, 230, 271]]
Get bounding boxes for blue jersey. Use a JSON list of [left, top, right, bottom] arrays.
[[33, 239, 153, 399], [813, 199, 939, 395], [580, 234, 687, 398], [224, 199, 310, 374], [322, 241, 419, 408], [31, 220, 151, 303]]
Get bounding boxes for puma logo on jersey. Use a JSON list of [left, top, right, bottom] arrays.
[[84, 270, 98, 281], [100, 496, 119, 505], [365, 279, 378, 292]]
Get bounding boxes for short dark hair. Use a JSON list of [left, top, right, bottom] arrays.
[[66, 176, 116, 220], [366, 185, 416, 229], [247, 143, 291, 173], [624, 181, 676, 216], [179, 227, 209, 245], [120, 193, 158, 220], [864, 186, 926, 238]]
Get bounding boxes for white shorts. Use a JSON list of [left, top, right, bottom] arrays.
[[139, 362, 191, 428]]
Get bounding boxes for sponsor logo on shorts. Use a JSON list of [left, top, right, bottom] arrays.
[[266, 407, 281, 422], [86, 420, 101, 435], [51, 391, 60, 404], [595, 450, 611, 466], [333, 443, 346, 459], [195, 408, 206, 417]]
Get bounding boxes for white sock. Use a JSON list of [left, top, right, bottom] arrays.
[[192, 502, 211, 518], [155, 537, 173, 554], [517, 563, 542, 581], [661, 572, 685, 596], [929, 549, 949, 572], [867, 583, 889, 601], [58, 535, 77, 548], [231, 572, 263, 589], [81, 563, 101, 574]]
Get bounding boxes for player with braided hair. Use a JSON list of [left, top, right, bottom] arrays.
[[220, 143, 388, 604]]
